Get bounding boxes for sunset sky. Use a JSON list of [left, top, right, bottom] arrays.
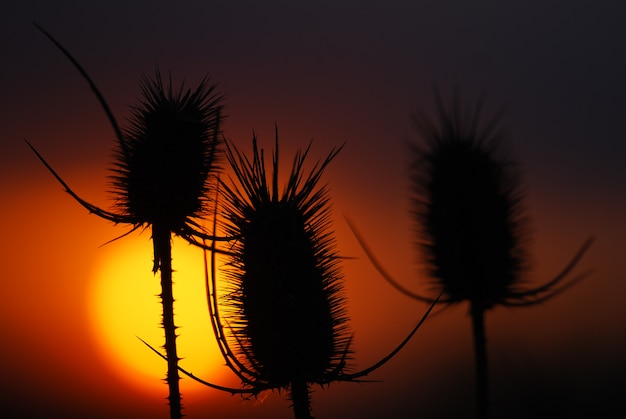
[[2, 1, 625, 418]]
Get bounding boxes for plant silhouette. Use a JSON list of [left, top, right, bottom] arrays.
[[142, 131, 439, 418], [26, 24, 225, 419], [221, 134, 349, 418], [347, 90, 593, 419]]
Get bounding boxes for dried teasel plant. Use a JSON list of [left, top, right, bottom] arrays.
[[145, 131, 438, 419], [26, 24, 225, 419], [348, 90, 593, 419]]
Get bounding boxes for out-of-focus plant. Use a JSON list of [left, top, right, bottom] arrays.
[[348, 90, 593, 419], [26, 24, 225, 419], [145, 131, 438, 419]]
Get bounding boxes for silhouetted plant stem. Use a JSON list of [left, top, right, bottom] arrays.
[[30, 24, 226, 419], [408, 91, 594, 419], [153, 225, 181, 419], [154, 133, 439, 417], [290, 379, 313, 419], [346, 89, 593, 419], [470, 301, 488, 419]]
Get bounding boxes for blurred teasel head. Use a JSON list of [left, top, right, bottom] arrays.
[[410, 91, 592, 309], [406, 90, 593, 419], [218, 132, 351, 393], [112, 70, 224, 233]]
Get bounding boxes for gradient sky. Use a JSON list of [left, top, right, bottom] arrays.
[[2, 1, 625, 418]]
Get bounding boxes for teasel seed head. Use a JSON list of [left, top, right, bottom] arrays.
[[110, 70, 224, 232], [412, 92, 527, 309], [219, 132, 351, 388]]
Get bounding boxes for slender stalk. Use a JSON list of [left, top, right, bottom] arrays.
[[341, 91, 592, 419], [31, 24, 225, 419], [470, 301, 488, 419], [153, 224, 182, 419], [290, 378, 313, 419]]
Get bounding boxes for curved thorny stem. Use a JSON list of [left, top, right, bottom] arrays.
[[330, 291, 441, 383], [26, 138, 234, 250], [138, 337, 270, 396], [165, 245, 441, 391], [205, 195, 264, 387], [504, 237, 595, 306], [138, 259, 440, 398], [345, 215, 441, 303], [25, 139, 135, 225], [346, 215, 594, 308], [141, 138, 441, 411], [29, 24, 231, 419], [33, 23, 127, 155], [28, 24, 232, 248]]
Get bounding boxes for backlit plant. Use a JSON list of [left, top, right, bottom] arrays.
[[348, 90, 593, 419], [155, 132, 438, 419], [26, 25, 224, 419]]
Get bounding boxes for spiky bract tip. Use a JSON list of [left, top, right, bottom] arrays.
[[110, 70, 224, 232], [220, 133, 351, 389]]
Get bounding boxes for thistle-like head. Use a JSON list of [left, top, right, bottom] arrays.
[[412, 92, 527, 309], [219, 133, 350, 388], [111, 70, 224, 232]]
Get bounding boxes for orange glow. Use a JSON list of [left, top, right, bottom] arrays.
[[88, 235, 225, 397], [4, 4, 624, 416]]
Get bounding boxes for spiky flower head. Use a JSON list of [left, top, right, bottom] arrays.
[[111, 70, 224, 233], [219, 133, 351, 389], [411, 93, 527, 309]]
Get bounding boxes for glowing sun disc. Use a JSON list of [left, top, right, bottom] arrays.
[[88, 234, 224, 396]]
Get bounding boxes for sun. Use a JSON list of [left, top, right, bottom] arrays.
[[88, 234, 225, 397]]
